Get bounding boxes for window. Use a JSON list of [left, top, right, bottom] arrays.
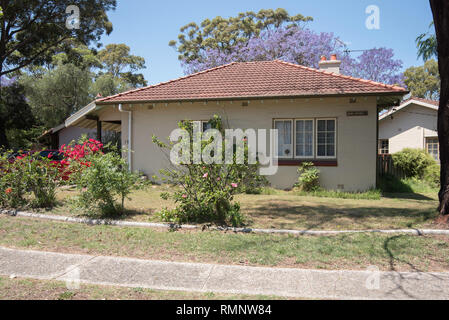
[[190, 120, 213, 132], [295, 119, 314, 158], [274, 118, 337, 159], [426, 137, 439, 161], [378, 139, 389, 154], [274, 120, 293, 158], [316, 119, 336, 158]]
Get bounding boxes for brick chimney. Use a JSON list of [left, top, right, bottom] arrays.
[[319, 54, 341, 74]]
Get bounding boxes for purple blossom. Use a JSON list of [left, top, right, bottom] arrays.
[[182, 27, 404, 85], [0, 76, 17, 87]]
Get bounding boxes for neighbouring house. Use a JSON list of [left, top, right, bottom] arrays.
[[378, 97, 439, 161], [62, 57, 407, 191], [40, 105, 121, 150]]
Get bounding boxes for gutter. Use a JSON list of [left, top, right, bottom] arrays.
[[118, 104, 132, 171]]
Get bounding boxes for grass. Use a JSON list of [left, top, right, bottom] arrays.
[[1, 215, 449, 272], [29, 183, 442, 231], [0, 276, 280, 300], [292, 189, 382, 200]]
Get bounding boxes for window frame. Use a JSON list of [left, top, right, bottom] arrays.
[[274, 119, 294, 159], [315, 118, 337, 159], [426, 137, 439, 161], [294, 118, 315, 159], [378, 139, 389, 155]]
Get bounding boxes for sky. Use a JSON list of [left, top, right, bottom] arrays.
[[99, 0, 434, 85]]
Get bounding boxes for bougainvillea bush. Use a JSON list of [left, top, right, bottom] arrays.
[[152, 116, 267, 227], [61, 139, 146, 216]]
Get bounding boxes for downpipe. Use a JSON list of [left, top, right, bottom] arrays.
[[118, 104, 132, 171]]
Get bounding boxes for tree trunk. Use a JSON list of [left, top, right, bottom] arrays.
[[0, 116, 9, 149], [430, 0, 449, 214]]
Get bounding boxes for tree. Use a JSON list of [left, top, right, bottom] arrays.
[[182, 26, 404, 85], [169, 8, 312, 64], [97, 44, 146, 86], [20, 62, 93, 128], [0, 0, 116, 78], [429, 0, 449, 215], [345, 48, 404, 85], [416, 22, 438, 61], [0, 79, 35, 148], [404, 59, 440, 100]]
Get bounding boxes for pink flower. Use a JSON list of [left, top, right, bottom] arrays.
[[217, 177, 221, 181], [231, 183, 238, 188], [182, 194, 187, 199], [47, 153, 53, 159], [203, 173, 208, 178]]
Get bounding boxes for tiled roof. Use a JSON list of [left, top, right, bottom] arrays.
[[96, 60, 407, 104], [402, 96, 439, 106], [379, 96, 439, 120]]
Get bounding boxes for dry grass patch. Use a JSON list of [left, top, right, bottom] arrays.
[[32, 185, 442, 231]]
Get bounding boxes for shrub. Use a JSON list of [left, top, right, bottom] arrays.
[[0, 151, 61, 208], [0, 152, 28, 208], [152, 116, 266, 226], [25, 152, 60, 208], [294, 162, 320, 192], [392, 148, 436, 178], [424, 163, 440, 188], [66, 141, 146, 216]]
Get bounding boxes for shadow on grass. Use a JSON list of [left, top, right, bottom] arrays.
[[244, 201, 438, 231], [381, 193, 434, 201]]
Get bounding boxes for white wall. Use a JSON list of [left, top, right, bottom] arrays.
[[379, 103, 437, 154], [58, 126, 97, 149], [101, 96, 378, 191]]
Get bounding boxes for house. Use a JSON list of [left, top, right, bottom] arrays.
[[63, 57, 407, 191], [378, 97, 439, 161], [39, 123, 98, 150]]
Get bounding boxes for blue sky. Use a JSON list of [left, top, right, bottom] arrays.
[[100, 0, 433, 85]]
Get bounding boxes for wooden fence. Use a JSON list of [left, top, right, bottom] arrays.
[[377, 154, 406, 179]]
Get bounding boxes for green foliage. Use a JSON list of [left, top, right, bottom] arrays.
[[404, 59, 440, 100], [20, 62, 93, 127], [294, 162, 320, 192], [294, 189, 381, 200], [70, 147, 146, 216], [0, 151, 60, 208], [416, 22, 438, 62], [392, 148, 436, 178], [153, 116, 267, 226], [0, 153, 28, 208], [424, 163, 440, 188], [0, 0, 116, 77], [25, 152, 60, 207], [0, 81, 36, 148], [378, 174, 438, 195], [169, 8, 312, 63], [97, 44, 147, 87]]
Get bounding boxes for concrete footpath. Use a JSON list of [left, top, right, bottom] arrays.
[[0, 246, 448, 300]]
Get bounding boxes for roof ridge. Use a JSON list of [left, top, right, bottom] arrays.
[[96, 61, 238, 103], [273, 60, 406, 92]]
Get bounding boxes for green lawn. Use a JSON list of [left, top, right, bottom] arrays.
[[33, 185, 442, 231], [1, 215, 449, 272], [0, 276, 281, 300]]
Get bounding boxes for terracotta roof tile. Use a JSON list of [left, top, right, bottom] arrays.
[[402, 96, 439, 106], [96, 60, 407, 104]]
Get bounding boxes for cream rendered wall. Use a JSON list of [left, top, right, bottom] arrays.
[[102, 97, 378, 191], [58, 126, 97, 149], [379, 104, 437, 154]]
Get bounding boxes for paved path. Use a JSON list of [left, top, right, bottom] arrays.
[[1, 246, 448, 299]]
